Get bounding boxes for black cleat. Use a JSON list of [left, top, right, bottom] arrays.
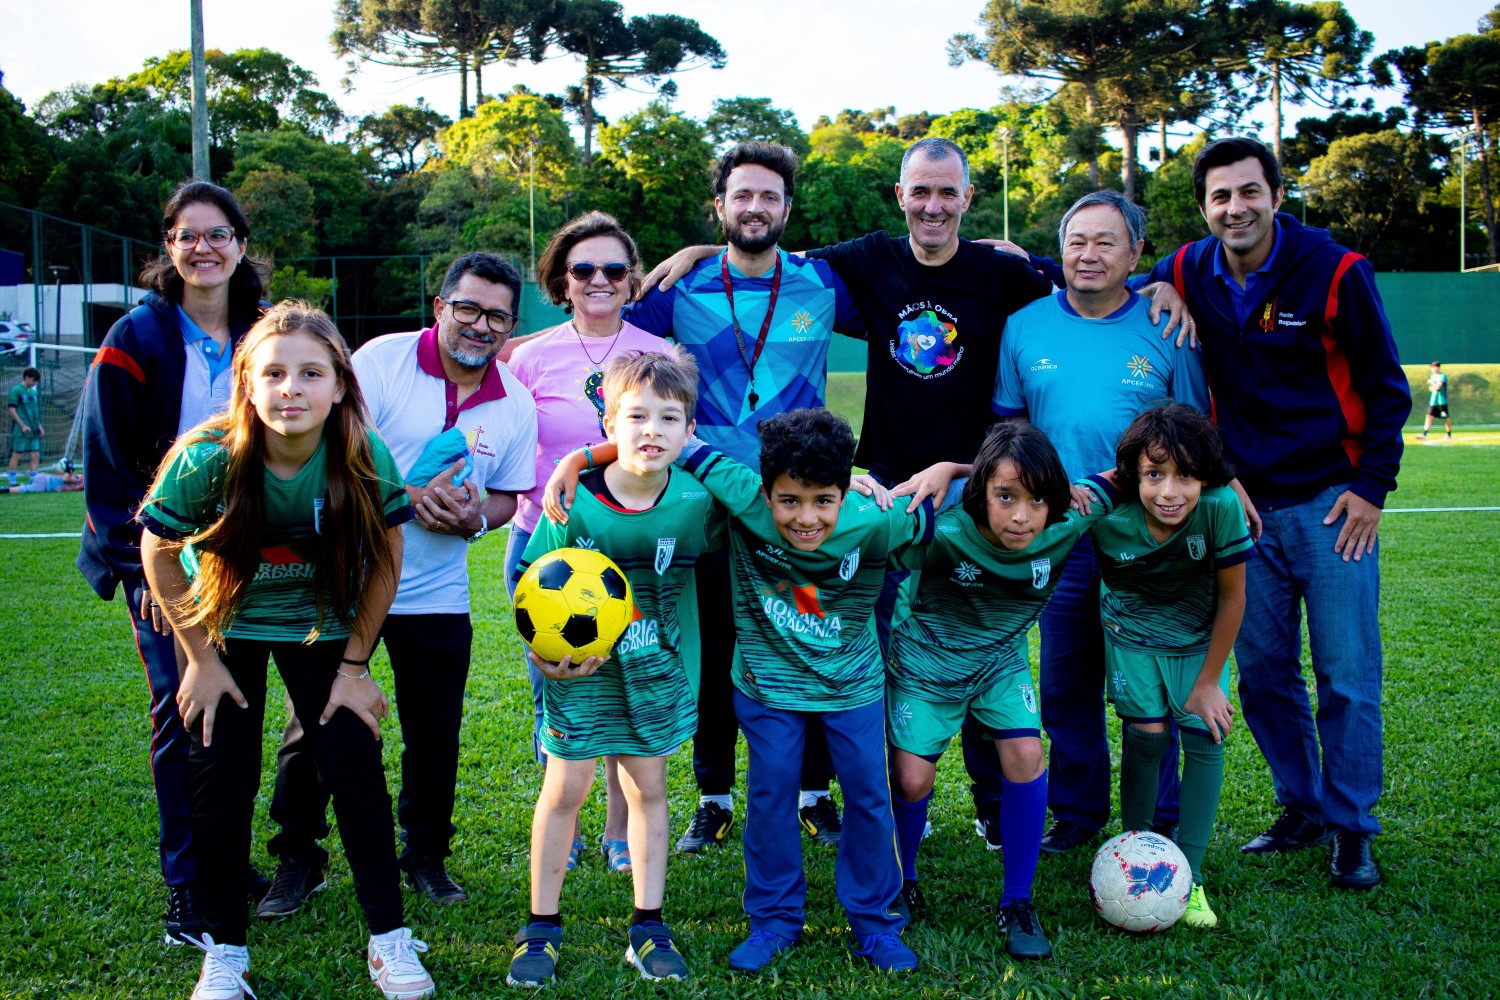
[[163, 884, 206, 946], [799, 796, 843, 847], [1038, 819, 1099, 855], [407, 856, 469, 905], [255, 857, 327, 919], [998, 897, 1053, 960], [676, 801, 734, 853]]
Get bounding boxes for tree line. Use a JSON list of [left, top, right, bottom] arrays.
[[1, 0, 1497, 322]]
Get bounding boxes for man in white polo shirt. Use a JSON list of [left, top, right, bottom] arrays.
[[259, 252, 537, 914]]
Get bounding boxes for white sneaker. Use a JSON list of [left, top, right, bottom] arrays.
[[186, 935, 254, 1000], [368, 927, 434, 999]]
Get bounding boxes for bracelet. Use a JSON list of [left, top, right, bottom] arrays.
[[583, 446, 595, 470], [340, 654, 371, 666], [336, 666, 371, 680]]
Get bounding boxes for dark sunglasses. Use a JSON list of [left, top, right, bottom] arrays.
[[566, 261, 631, 283]]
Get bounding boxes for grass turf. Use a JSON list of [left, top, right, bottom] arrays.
[[0, 445, 1496, 998]]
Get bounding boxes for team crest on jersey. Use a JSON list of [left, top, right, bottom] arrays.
[[1031, 558, 1051, 589], [655, 537, 676, 575], [313, 497, 325, 534], [1019, 683, 1037, 714], [1126, 354, 1155, 378], [839, 547, 860, 581], [1187, 534, 1206, 560]]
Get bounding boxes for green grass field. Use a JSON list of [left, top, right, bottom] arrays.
[[1, 441, 1497, 999]]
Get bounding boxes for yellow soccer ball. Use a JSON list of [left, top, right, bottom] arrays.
[[513, 547, 634, 663]]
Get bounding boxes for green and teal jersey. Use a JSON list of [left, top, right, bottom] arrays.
[[1091, 482, 1254, 654], [514, 466, 724, 758], [680, 443, 934, 712], [7, 382, 40, 429], [888, 476, 1116, 701], [139, 430, 412, 642], [1428, 371, 1448, 407]]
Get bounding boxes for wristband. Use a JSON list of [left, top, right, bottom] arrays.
[[336, 667, 371, 680], [340, 654, 371, 666], [467, 511, 489, 543], [583, 446, 595, 470]]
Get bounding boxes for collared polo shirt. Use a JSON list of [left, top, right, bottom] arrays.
[[1213, 219, 1283, 328], [176, 305, 235, 433], [353, 325, 537, 614]]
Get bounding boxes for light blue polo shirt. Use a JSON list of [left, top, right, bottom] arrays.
[[992, 290, 1211, 481], [176, 305, 235, 433]]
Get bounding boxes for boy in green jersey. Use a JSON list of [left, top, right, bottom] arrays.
[[7, 367, 42, 476], [544, 408, 930, 974], [1091, 403, 1253, 928], [886, 423, 1115, 960], [508, 351, 722, 986]]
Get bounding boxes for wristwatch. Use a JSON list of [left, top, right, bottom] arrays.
[[466, 512, 489, 544]]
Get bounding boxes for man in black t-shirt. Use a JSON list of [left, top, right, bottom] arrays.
[[803, 138, 1051, 483]]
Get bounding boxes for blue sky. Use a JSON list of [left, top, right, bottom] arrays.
[[0, 0, 1488, 149]]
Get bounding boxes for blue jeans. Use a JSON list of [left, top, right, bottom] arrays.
[[504, 525, 546, 763], [1235, 485, 1383, 836], [1039, 543, 1179, 830]]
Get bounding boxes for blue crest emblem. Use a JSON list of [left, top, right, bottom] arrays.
[[1187, 534, 1206, 560], [839, 547, 860, 581], [1031, 558, 1051, 589]]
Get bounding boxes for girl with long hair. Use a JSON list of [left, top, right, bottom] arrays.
[[139, 302, 434, 1000], [77, 179, 271, 944]]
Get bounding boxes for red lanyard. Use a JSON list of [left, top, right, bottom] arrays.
[[720, 251, 782, 410]]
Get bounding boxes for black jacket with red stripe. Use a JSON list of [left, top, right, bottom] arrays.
[[1144, 214, 1410, 509], [75, 293, 255, 600]]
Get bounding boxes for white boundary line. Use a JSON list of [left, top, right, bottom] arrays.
[[0, 532, 80, 539]]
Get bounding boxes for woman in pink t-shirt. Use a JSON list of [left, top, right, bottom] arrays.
[[506, 212, 667, 876]]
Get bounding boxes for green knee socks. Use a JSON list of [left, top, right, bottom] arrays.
[[1120, 726, 1171, 833], [1176, 729, 1225, 881]]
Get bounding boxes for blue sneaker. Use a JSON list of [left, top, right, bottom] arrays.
[[626, 922, 688, 981], [728, 929, 795, 972], [850, 932, 918, 972]]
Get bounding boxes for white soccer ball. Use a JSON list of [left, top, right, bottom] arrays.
[[1089, 830, 1193, 932]]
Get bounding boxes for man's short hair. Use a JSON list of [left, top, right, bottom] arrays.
[[439, 252, 523, 310], [22, 367, 40, 381], [900, 137, 970, 191], [758, 407, 855, 494], [713, 141, 798, 201], [1193, 137, 1282, 206], [602, 347, 700, 424], [1057, 190, 1146, 252]]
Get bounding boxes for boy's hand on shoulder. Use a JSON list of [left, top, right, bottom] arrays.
[[529, 650, 608, 681], [890, 462, 968, 513], [1185, 682, 1233, 744], [850, 474, 892, 510]]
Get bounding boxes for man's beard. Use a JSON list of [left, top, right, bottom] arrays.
[[725, 212, 786, 255], [444, 324, 498, 369]]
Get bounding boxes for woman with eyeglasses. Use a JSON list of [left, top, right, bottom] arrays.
[[78, 179, 271, 946], [506, 211, 668, 876]]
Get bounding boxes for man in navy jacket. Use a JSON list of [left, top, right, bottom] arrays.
[[1143, 137, 1410, 890]]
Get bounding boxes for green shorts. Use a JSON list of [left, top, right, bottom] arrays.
[[886, 671, 1040, 758], [1105, 641, 1229, 736], [9, 431, 40, 454], [541, 657, 696, 760]]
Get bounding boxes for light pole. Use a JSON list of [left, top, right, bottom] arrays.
[[996, 126, 1012, 242], [1457, 127, 1477, 272], [47, 265, 69, 345], [527, 131, 538, 280], [189, 0, 210, 180]]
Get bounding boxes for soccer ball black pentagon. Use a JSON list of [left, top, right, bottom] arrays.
[[513, 547, 634, 662]]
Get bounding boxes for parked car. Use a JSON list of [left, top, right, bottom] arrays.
[[0, 320, 35, 358]]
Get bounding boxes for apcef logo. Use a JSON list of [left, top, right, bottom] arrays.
[[954, 561, 981, 583], [1126, 355, 1155, 379]]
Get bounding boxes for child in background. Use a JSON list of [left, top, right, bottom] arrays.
[[1421, 361, 1451, 439], [1090, 403, 1253, 928], [886, 422, 1115, 960], [7, 366, 43, 477], [139, 302, 433, 1000], [507, 350, 721, 986]]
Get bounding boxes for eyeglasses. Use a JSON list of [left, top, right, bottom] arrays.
[[167, 227, 237, 249], [565, 261, 631, 283], [442, 298, 518, 333]]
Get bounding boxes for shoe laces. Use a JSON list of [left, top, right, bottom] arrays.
[[852, 932, 902, 957], [266, 861, 312, 897], [371, 929, 430, 980], [187, 934, 255, 1000], [1003, 898, 1039, 934], [416, 862, 461, 896]]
